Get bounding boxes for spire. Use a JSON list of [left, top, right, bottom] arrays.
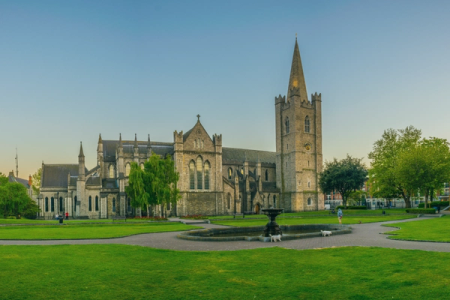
[[119, 133, 123, 147], [287, 37, 308, 101], [147, 134, 151, 147], [98, 133, 102, 143], [79, 142, 84, 157], [134, 133, 138, 148]]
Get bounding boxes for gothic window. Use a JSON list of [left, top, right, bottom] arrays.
[[308, 160, 310, 167], [189, 161, 195, 190], [285, 117, 290, 134], [201, 139, 204, 149], [89, 196, 92, 211], [228, 168, 233, 180], [308, 181, 311, 188], [204, 161, 210, 190], [307, 198, 312, 205], [305, 116, 310, 133], [59, 197, 63, 212], [45, 197, 49, 212], [112, 198, 116, 213], [109, 165, 114, 178], [197, 157, 203, 189], [240, 168, 244, 175], [194, 139, 197, 148], [265, 170, 268, 181], [74, 196, 77, 211], [125, 163, 131, 176], [51, 197, 54, 212], [227, 193, 231, 210], [95, 196, 99, 211], [273, 195, 276, 207]]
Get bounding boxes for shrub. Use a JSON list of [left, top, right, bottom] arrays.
[[405, 208, 436, 214], [418, 201, 449, 208], [180, 215, 208, 220]]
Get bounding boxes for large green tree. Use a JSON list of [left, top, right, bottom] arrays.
[[319, 155, 368, 207], [126, 154, 181, 216], [0, 173, 40, 218], [368, 126, 422, 208]]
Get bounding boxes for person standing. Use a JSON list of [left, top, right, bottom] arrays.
[[65, 212, 69, 220], [337, 208, 343, 224]]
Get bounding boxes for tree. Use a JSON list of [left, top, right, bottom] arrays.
[[368, 126, 422, 208], [0, 172, 8, 186], [0, 180, 40, 218], [319, 155, 368, 207], [126, 154, 181, 216], [31, 168, 42, 195]]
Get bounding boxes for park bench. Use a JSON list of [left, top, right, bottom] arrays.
[[112, 216, 127, 222], [233, 213, 244, 219]]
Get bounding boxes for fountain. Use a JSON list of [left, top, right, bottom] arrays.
[[262, 208, 284, 242]]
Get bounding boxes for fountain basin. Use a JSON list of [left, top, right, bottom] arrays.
[[177, 224, 352, 242]]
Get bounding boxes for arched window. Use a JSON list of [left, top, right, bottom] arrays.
[[227, 193, 231, 210], [125, 163, 131, 176], [74, 196, 77, 211], [240, 168, 244, 175], [273, 195, 276, 207], [307, 198, 312, 205], [51, 197, 54, 212], [95, 196, 99, 211], [45, 197, 49, 212], [308, 181, 311, 188], [285, 117, 290, 134], [59, 197, 63, 212], [204, 161, 210, 190], [89, 196, 92, 211], [112, 198, 116, 213], [189, 161, 195, 190], [265, 170, 268, 181], [305, 116, 310, 133], [196, 157, 203, 190], [109, 165, 114, 178], [228, 168, 233, 180]]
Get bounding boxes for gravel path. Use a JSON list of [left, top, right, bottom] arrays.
[[1, 217, 449, 252]]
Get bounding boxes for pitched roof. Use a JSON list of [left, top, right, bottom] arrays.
[[222, 148, 276, 165], [8, 173, 30, 188], [102, 140, 174, 162], [42, 164, 81, 188]]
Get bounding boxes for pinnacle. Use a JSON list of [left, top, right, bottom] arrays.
[[287, 38, 308, 101], [79, 142, 84, 157]]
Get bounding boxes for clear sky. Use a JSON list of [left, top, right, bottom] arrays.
[[1, 0, 449, 178]]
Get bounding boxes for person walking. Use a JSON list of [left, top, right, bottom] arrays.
[[65, 212, 69, 220], [337, 208, 343, 224]]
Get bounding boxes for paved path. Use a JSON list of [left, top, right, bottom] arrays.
[[1, 217, 449, 252]]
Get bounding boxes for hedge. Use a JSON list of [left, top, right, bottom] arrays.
[[418, 201, 449, 208], [336, 206, 366, 210], [405, 208, 436, 214]]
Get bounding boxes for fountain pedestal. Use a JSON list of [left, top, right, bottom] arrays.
[[262, 208, 284, 237]]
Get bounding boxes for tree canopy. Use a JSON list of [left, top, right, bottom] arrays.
[[125, 154, 181, 215], [0, 173, 40, 218], [319, 155, 368, 207], [31, 168, 42, 195]]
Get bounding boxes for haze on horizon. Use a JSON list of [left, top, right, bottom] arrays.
[[1, 0, 449, 179]]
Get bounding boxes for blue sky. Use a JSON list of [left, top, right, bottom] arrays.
[[1, 0, 449, 178]]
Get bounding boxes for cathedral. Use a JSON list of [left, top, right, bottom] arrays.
[[38, 39, 323, 219]]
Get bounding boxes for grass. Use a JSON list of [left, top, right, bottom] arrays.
[[211, 215, 415, 227], [0, 245, 450, 299], [384, 216, 450, 242], [0, 223, 200, 240], [0, 218, 166, 224]]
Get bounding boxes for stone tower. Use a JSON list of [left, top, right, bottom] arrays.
[[275, 38, 323, 212], [77, 142, 86, 215]]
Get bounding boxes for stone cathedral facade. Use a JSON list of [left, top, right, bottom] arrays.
[[38, 39, 324, 219]]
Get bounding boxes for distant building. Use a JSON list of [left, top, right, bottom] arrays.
[[7, 171, 33, 199], [38, 38, 324, 218]]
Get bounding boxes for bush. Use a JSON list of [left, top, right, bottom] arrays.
[[418, 201, 449, 208], [180, 215, 208, 220], [406, 208, 436, 214], [336, 206, 366, 210]]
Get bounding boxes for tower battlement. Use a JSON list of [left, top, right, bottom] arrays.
[[275, 94, 286, 104], [173, 130, 184, 144], [311, 92, 322, 102], [289, 87, 300, 98], [213, 134, 222, 146]]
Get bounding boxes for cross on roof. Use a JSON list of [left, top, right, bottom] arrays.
[[197, 114, 200, 121]]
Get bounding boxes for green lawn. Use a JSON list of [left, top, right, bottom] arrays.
[[0, 245, 449, 299], [384, 216, 450, 242], [0, 223, 200, 240], [0, 218, 167, 225], [212, 215, 415, 227]]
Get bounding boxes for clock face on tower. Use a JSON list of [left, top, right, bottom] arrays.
[[305, 144, 311, 151]]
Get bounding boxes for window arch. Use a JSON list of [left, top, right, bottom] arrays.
[[228, 168, 233, 180], [45, 197, 49, 212], [227, 193, 231, 210], [95, 196, 99, 211], [112, 198, 116, 213], [125, 163, 131, 176], [307, 198, 312, 206], [265, 169, 268, 181], [74, 196, 77, 212], [308, 181, 311, 188], [89, 196, 92, 211], [189, 161, 195, 190], [109, 165, 114, 178], [285, 117, 290, 134], [305, 116, 310, 133], [204, 161, 210, 190], [59, 197, 63, 212], [51, 197, 54, 212], [196, 157, 203, 190], [273, 195, 276, 208]]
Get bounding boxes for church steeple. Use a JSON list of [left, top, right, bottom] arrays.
[[287, 37, 308, 101]]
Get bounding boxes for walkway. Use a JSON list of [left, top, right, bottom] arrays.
[[1, 217, 450, 252]]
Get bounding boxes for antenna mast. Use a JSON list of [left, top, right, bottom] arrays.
[[15, 148, 18, 178]]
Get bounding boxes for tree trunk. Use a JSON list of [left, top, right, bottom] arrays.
[[403, 195, 411, 208], [424, 190, 429, 209]]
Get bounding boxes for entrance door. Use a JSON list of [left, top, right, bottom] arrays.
[[255, 203, 260, 214]]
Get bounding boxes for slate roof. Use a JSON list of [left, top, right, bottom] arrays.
[[86, 176, 101, 186], [222, 148, 276, 165], [102, 140, 174, 161], [102, 179, 118, 189], [42, 164, 82, 188], [8, 174, 30, 188]]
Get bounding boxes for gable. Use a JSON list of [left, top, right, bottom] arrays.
[[183, 121, 214, 151]]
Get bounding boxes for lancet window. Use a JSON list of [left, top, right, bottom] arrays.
[[305, 116, 310, 133]]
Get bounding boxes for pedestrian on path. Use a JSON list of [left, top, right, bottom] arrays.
[[338, 208, 343, 224], [65, 212, 69, 220]]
